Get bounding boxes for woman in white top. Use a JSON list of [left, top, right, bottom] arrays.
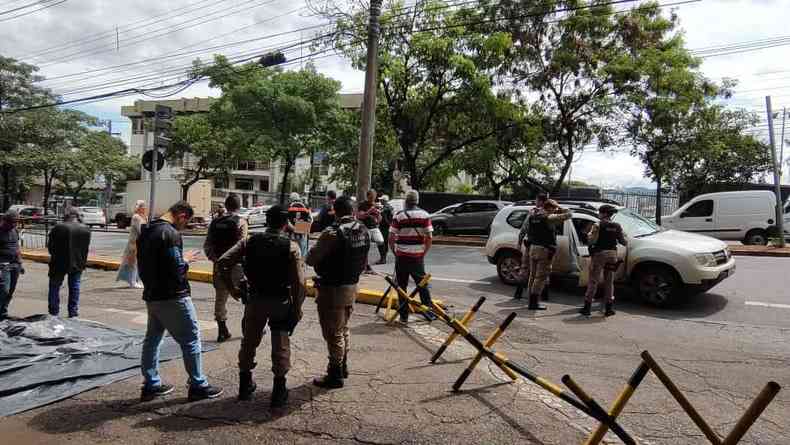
[[116, 200, 147, 288]]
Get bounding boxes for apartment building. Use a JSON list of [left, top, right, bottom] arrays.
[[121, 94, 363, 208]]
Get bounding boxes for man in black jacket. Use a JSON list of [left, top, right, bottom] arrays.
[[47, 208, 91, 318], [0, 210, 23, 321], [137, 201, 223, 402]]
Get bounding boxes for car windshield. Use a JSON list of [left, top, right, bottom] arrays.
[[612, 208, 661, 238]]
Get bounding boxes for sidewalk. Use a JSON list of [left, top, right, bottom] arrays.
[[0, 262, 588, 444]]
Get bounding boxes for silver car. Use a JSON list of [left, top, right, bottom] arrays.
[[430, 200, 512, 235], [77, 207, 107, 227]]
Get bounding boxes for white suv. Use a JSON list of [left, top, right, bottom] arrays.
[[485, 202, 736, 307]]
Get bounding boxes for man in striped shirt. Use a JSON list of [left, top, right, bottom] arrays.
[[388, 190, 436, 323]]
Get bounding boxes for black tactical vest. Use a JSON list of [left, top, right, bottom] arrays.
[[592, 220, 621, 253], [243, 232, 291, 297], [208, 214, 242, 258], [316, 220, 370, 286], [528, 213, 556, 247]]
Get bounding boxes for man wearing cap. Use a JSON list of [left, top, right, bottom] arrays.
[[580, 205, 627, 317], [0, 210, 23, 320], [526, 199, 571, 311], [513, 193, 549, 300], [217, 205, 306, 407]]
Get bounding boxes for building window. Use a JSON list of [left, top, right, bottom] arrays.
[[259, 177, 270, 192], [132, 118, 144, 134], [235, 178, 254, 191], [214, 177, 228, 189]]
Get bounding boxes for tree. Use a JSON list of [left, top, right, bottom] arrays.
[[204, 58, 346, 203], [312, 0, 514, 190], [668, 107, 770, 202], [0, 56, 52, 209], [473, 0, 677, 194], [56, 131, 137, 205]]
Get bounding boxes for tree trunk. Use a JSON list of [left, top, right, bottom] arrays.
[[552, 158, 572, 195], [70, 182, 86, 206], [1, 167, 10, 211], [655, 176, 663, 226], [181, 169, 203, 201], [403, 155, 419, 191], [279, 159, 293, 205], [308, 148, 317, 193], [42, 171, 53, 216]]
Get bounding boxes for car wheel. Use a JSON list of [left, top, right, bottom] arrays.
[[496, 250, 522, 285], [433, 223, 447, 236], [743, 229, 767, 246], [635, 265, 680, 308]]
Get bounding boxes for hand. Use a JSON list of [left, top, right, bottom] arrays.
[[183, 249, 202, 263]]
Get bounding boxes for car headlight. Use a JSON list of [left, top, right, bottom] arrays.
[[695, 253, 717, 267]]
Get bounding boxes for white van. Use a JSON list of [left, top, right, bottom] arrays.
[[662, 191, 784, 245]]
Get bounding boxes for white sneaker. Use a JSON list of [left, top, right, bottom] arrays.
[[132, 282, 144, 289]]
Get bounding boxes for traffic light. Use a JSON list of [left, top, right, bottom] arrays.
[[260, 52, 286, 67], [153, 104, 172, 150]]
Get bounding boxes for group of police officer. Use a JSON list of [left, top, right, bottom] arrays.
[[513, 194, 627, 317], [204, 193, 370, 408]]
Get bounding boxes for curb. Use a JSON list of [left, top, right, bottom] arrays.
[[20, 251, 417, 309], [729, 248, 790, 258]]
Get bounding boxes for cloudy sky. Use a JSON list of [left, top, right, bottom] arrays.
[[1, 0, 788, 188]]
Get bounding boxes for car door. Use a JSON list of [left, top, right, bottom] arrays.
[[672, 199, 715, 235], [449, 203, 475, 232], [472, 203, 500, 232], [569, 216, 628, 287]]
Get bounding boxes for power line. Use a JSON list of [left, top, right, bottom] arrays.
[[0, 0, 59, 16], [0, 0, 66, 22]]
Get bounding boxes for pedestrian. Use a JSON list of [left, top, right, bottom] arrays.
[[376, 194, 394, 265], [204, 194, 247, 342], [137, 200, 223, 402], [0, 210, 23, 321], [512, 193, 549, 300], [389, 190, 436, 323], [306, 196, 370, 389], [117, 200, 146, 288], [217, 205, 306, 406], [214, 204, 226, 219], [356, 189, 382, 273], [526, 199, 572, 311], [315, 190, 337, 232], [286, 193, 312, 258], [47, 208, 91, 318], [580, 205, 628, 317]]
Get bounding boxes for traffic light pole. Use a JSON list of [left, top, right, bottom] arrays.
[[356, 0, 382, 202]]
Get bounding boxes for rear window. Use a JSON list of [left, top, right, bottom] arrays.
[[506, 210, 528, 229]]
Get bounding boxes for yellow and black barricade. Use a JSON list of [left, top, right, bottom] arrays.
[[430, 295, 486, 363]]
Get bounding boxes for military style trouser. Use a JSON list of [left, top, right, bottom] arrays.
[[213, 263, 242, 322], [238, 298, 291, 377], [316, 285, 356, 367], [519, 246, 531, 284], [584, 250, 619, 304], [528, 245, 554, 296]]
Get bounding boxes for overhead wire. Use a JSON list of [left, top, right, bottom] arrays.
[[0, 0, 66, 22]]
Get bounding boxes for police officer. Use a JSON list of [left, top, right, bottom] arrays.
[[580, 205, 627, 317], [306, 196, 370, 389], [526, 199, 571, 310], [513, 193, 548, 300], [204, 194, 248, 342], [217, 205, 306, 406]]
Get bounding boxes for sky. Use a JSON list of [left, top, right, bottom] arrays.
[[1, 0, 789, 189]]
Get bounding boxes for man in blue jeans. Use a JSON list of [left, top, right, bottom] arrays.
[[0, 210, 23, 321], [47, 208, 91, 318], [137, 201, 223, 402]]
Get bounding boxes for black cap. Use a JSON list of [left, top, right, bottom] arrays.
[[266, 205, 289, 227], [599, 204, 618, 216]]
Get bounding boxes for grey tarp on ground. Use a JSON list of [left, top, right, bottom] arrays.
[[0, 314, 215, 417]]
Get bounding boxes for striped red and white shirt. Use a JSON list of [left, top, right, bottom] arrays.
[[390, 207, 433, 258]]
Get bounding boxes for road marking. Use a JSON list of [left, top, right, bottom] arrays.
[[103, 308, 216, 330], [745, 301, 790, 310]]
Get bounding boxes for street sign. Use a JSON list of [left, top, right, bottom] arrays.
[[142, 150, 165, 172], [154, 135, 172, 149]]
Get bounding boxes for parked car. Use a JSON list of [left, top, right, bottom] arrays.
[[12, 206, 57, 225], [76, 206, 107, 228], [247, 206, 270, 227], [485, 202, 736, 307], [430, 200, 512, 235], [430, 203, 461, 218], [662, 190, 789, 245]]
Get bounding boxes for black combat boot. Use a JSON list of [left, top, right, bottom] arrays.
[[270, 376, 288, 408], [313, 362, 344, 389], [541, 286, 550, 301], [512, 285, 525, 300], [579, 301, 592, 317], [238, 371, 257, 401], [527, 294, 547, 311], [217, 321, 232, 343], [341, 352, 349, 379], [604, 302, 616, 317]]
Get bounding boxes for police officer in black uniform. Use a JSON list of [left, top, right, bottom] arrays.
[[581, 204, 627, 317], [306, 196, 370, 389], [526, 200, 571, 310], [217, 205, 306, 406]]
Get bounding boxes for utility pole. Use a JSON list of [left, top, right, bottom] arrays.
[[356, 0, 383, 202], [780, 107, 786, 183], [99, 119, 121, 228], [765, 96, 785, 247]]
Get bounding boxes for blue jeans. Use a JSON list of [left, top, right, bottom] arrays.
[[141, 298, 208, 391], [0, 264, 20, 320], [48, 271, 82, 317]]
